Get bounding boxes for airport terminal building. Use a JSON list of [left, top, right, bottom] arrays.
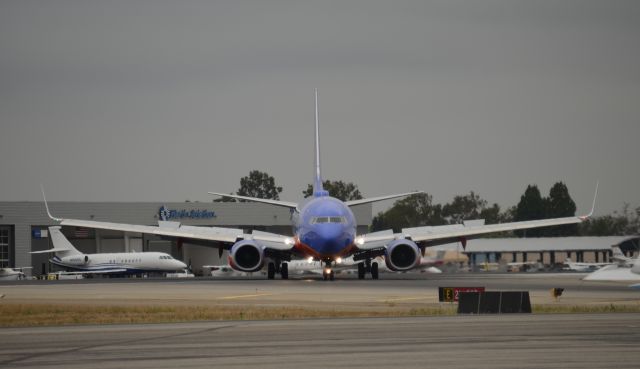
[[0, 201, 372, 276]]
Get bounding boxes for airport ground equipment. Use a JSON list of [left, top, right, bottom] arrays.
[[457, 291, 531, 314]]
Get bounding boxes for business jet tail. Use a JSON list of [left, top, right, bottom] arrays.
[[30, 226, 82, 256]]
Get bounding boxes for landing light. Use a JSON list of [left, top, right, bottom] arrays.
[[355, 237, 365, 246], [324, 268, 332, 274], [336, 257, 343, 264], [284, 237, 294, 245], [307, 257, 314, 263]]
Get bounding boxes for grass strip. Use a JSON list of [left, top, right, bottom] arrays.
[[2, 303, 640, 327], [0, 304, 455, 327]]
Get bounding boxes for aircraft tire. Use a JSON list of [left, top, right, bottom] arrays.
[[267, 262, 276, 279], [329, 270, 335, 281], [357, 263, 365, 280], [281, 262, 289, 279], [371, 262, 379, 280]]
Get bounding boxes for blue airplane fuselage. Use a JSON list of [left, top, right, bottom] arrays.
[[293, 195, 357, 260]]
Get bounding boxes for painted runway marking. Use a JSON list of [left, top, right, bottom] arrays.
[[218, 293, 274, 300]]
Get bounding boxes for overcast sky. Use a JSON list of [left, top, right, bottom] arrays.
[[1, 0, 638, 216]]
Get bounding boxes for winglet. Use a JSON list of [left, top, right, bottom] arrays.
[[581, 181, 599, 220], [40, 185, 62, 222]]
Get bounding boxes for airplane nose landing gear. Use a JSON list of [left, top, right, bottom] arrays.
[[322, 260, 334, 281]]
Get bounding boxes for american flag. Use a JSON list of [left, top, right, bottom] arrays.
[[74, 227, 90, 238]]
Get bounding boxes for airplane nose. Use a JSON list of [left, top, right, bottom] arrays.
[[177, 261, 187, 269], [317, 224, 343, 240]]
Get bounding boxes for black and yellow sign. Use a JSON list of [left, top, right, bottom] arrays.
[[438, 287, 485, 302]]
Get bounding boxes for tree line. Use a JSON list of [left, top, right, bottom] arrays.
[[211, 170, 639, 237]]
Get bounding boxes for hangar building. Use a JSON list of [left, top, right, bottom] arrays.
[[0, 201, 372, 276]]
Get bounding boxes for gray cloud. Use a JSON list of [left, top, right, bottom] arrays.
[[1, 0, 638, 215]]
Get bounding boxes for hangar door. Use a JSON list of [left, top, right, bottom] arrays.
[[0, 226, 13, 267]]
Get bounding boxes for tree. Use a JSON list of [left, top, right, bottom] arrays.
[[302, 180, 363, 201], [579, 204, 640, 236], [514, 185, 546, 237], [442, 191, 487, 224], [479, 203, 502, 225], [213, 170, 283, 202], [237, 170, 283, 200], [371, 193, 445, 233], [543, 181, 577, 236]]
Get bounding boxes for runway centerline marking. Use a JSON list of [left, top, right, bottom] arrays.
[[218, 293, 274, 300]]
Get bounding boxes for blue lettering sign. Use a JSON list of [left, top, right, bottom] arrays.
[[159, 206, 216, 221]]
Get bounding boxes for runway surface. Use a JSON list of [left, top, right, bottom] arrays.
[[1, 273, 638, 310], [1, 314, 639, 369]]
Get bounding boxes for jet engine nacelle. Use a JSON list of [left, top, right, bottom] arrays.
[[229, 240, 264, 272], [384, 239, 421, 272], [65, 255, 90, 266]]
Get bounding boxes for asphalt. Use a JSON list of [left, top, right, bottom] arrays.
[[1, 273, 637, 309], [1, 314, 639, 369]]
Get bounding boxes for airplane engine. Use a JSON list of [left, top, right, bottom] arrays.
[[65, 255, 90, 266], [229, 240, 264, 272], [384, 239, 421, 272]]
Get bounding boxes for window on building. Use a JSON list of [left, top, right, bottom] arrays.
[[0, 228, 9, 268]]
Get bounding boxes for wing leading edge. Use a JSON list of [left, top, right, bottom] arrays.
[[41, 188, 294, 251], [357, 183, 598, 250]]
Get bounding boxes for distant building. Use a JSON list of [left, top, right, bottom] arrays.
[[433, 236, 640, 265]]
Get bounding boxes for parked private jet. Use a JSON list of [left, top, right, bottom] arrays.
[[563, 259, 612, 272], [0, 267, 31, 280], [41, 90, 597, 280], [30, 226, 187, 275]]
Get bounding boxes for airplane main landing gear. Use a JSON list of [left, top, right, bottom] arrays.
[[371, 262, 379, 280], [268, 261, 288, 280], [267, 262, 276, 279], [357, 259, 379, 280]]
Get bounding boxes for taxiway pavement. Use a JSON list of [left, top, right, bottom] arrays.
[[1, 314, 639, 369], [1, 273, 637, 310]]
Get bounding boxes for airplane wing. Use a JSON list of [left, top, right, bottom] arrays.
[[41, 188, 294, 251], [207, 192, 298, 209], [356, 215, 587, 251], [404, 215, 586, 246], [344, 191, 424, 207], [356, 183, 598, 251]]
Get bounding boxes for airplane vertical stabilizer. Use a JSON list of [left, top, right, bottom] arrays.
[[30, 226, 83, 257], [313, 88, 328, 197]]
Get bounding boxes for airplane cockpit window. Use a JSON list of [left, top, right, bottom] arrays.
[[311, 216, 346, 224]]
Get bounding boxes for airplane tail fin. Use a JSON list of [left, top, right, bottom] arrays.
[[611, 247, 630, 263], [30, 226, 82, 256], [312, 88, 328, 197]]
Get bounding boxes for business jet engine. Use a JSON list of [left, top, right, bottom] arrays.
[[384, 239, 421, 272], [65, 255, 90, 266], [229, 240, 264, 272]]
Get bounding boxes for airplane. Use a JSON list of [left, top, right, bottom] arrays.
[[40, 89, 597, 281], [0, 267, 32, 280], [30, 226, 187, 275], [611, 246, 633, 265], [583, 248, 640, 282], [286, 252, 445, 276], [563, 259, 612, 272], [203, 265, 254, 277]]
